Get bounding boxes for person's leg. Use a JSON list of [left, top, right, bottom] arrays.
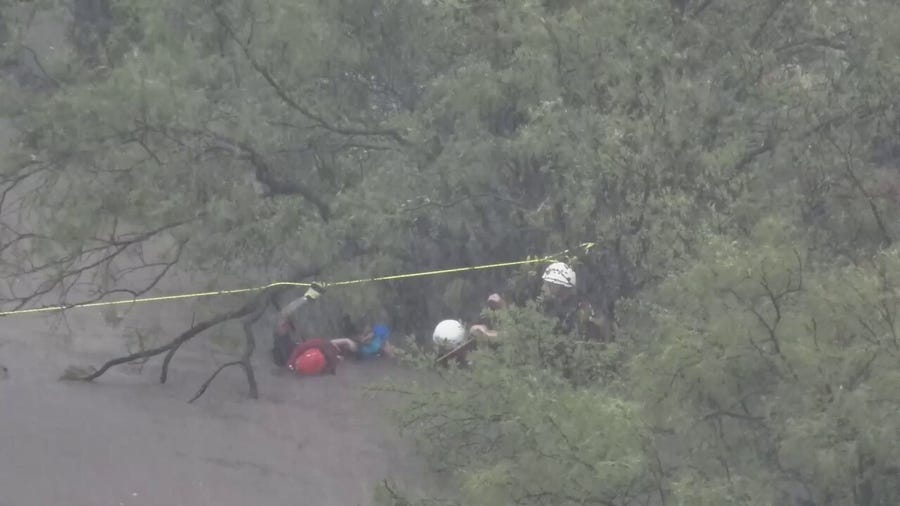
[[272, 327, 296, 367]]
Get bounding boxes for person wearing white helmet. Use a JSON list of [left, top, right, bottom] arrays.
[[468, 263, 571, 342], [433, 319, 475, 366], [539, 261, 609, 341], [470, 261, 608, 342], [540, 261, 577, 290], [433, 319, 467, 348], [536, 261, 578, 313]]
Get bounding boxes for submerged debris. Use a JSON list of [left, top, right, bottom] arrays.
[[59, 365, 98, 381]]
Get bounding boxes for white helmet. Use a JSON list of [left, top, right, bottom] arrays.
[[542, 262, 576, 288], [433, 319, 466, 347]]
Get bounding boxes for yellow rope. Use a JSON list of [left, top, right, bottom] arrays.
[[0, 243, 594, 317]]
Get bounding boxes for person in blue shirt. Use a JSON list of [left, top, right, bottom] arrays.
[[330, 318, 395, 359]]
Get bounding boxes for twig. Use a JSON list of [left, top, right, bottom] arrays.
[[20, 45, 62, 88], [187, 361, 243, 403]]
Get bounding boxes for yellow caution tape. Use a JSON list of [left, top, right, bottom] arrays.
[[0, 281, 311, 317], [0, 243, 595, 317], [324, 257, 554, 288]]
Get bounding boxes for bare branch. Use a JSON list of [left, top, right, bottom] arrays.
[[0, 219, 195, 313], [78, 299, 258, 381], [20, 45, 62, 89], [189, 289, 267, 402], [750, 0, 788, 49], [691, 0, 716, 18], [137, 123, 333, 220], [733, 137, 775, 173], [835, 136, 892, 245], [776, 35, 849, 55], [187, 360, 243, 403], [205, 129, 332, 220], [212, 9, 410, 146]]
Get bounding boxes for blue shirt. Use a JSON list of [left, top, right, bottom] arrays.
[[358, 324, 390, 358]]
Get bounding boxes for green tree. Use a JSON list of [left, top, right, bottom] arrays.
[[4, 0, 900, 502], [624, 217, 900, 505], [374, 0, 900, 504]]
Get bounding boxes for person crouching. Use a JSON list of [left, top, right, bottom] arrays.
[[330, 317, 395, 360]]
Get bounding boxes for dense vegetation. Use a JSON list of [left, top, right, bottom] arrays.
[[3, 0, 900, 503]]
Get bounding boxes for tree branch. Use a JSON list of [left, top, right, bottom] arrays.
[[207, 130, 332, 220], [212, 9, 410, 146], [833, 135, 892, 246], [750, 0, 788, 49], [0, 219, 195, 313], [78, 299, 257, 381], [188, 289, 270, 402], [691, 0, 716, 18], [138, 123, 333, 221], [187, 361, 243, 403], [733, 137, 775, 173], [20, 44, 62, 89]]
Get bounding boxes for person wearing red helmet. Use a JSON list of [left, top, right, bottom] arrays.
[[292, 348, 326, 375], [270, 283, 342, 376], [271, 283, 326, 368], [286, 337, 341, 376]]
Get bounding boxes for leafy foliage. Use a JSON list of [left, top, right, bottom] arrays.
[[4, 0, 900, 503]]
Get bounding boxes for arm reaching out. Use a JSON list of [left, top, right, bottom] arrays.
[[278, 283, 326, 319]]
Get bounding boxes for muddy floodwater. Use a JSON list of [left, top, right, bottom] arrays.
[[0, 315, 440, 506]]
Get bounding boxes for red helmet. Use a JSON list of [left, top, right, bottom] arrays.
[[289, 348, 327, 375]]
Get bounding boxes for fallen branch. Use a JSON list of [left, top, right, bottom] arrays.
[[78, 300, 257, 382], [59, 260, 342, 400], [159, 339, 186, 384], [189, 289, 267, 402]]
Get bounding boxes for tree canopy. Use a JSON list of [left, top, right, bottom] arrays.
[[3, 0, 900, 503]]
